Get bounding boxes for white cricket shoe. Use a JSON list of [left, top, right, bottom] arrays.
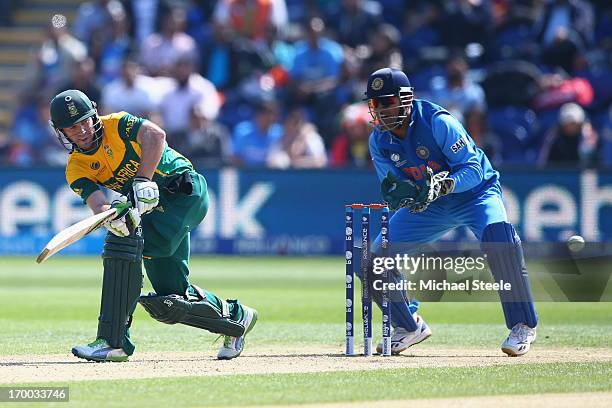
[[72, 338, 129, 362], [217, 305, 258, 360], [376, 314, 432, 355], [501, 323, 536, 356]]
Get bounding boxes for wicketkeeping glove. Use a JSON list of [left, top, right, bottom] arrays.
[[132, 176, 159, 215], [408, 167, 455, 213], [380, 171, 421, 211], [104, 196, 142, 237]]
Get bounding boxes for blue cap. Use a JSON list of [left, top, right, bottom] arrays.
[[364, 68, 412, 99]]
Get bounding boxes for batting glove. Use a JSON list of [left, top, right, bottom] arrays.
[[132, 176, 159, 215], [104, 196, 141, 237]]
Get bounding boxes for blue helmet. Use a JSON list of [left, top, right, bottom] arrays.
[[364, 68, 414, 131]]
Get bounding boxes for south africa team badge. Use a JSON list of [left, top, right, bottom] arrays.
[[104, 144, 113, 158]]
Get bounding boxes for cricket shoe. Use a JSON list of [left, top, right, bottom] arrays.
[[376, 314, 432, 355], [72, 338, 129, 362], [501, 323, 537, 356], [217, 305, 259, 360]]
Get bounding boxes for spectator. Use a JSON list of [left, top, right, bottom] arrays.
[[72, 0, 122, 46], [329, 0, 382, 48], [100, 57, 156, 117], [427, 54, 486, 122], [10, 96, 67, 166], [360, 23, 403, 79], [330, 103, 371, 168], [533, 0, 594, 47], [158, 56, 221, 144], [96, 4, 134, 85], [262, 23, 294, 72], [175, 103, 231, 168], [539, 26, 585, 74], [139, 7, 199, 77], [539, 102, 598, 167], [440, 0, 494, 49], [267, 108, 327, 168], [201, 22, 276, 92], [481, 60, 542, 108], [230, 99, 283, 167], [56, 57, 102, 104], [288, 17, 343, 141], [400, 1, 445, 72], [24, 19, 87, 95], [213, 0, 288, 41], [122, 0, 171, 46]]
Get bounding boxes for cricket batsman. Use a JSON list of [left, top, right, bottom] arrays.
[[362, 68, 537, 356], [49, 89, 257, 362]]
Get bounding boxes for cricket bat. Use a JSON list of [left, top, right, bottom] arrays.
[[36, 208, 118, 264]]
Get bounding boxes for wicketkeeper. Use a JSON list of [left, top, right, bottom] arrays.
[[361, 68, 537, 356], [49, 89, 257, 362]]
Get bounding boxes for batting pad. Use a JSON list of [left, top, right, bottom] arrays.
[[139, 293, 246, 337], [97, 230, 144, 350], [481, 222, 538, 329]]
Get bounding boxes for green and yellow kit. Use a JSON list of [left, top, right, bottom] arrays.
[[66, 112, 240, 354]]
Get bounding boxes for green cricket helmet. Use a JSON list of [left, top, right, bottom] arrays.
[[49, 89, 103, 153]]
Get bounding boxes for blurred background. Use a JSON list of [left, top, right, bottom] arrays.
[[0, 0, 610, 256]]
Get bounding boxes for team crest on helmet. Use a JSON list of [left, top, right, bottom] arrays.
[[67, 101, 79, 117], [416, 146, 430, 159], [90, 161, 100, 170], [371, 78, 384, 91]]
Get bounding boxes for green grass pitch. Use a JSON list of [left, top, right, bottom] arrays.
[[1, 256, 611, 407]]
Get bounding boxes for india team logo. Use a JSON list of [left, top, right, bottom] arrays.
[[416, 146, 430, 159], [371, 78, 384, 91], [390, 153, 400, 162]]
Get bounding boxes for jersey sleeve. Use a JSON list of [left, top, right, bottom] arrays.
[[432, 112, 483, 193], [117, 112, 145, 141], [368, 132, 405, 183], [66, 159, 99, 203]]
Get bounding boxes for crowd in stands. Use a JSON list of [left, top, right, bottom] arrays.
[[2, 0, 612, 169]]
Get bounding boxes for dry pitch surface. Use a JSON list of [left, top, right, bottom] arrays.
[[2, 345, 611, 384]]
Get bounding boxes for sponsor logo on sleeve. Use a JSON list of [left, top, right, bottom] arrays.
[[450, 136, 468, 154], [125, 116, 137, 136]]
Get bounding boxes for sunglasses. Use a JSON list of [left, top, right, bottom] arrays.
[[368, 96, 399, 109]]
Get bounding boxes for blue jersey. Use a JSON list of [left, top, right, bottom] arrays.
[[369, 99, 499, 202]]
